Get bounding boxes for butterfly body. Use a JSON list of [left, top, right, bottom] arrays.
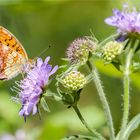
[[0, 26, 28, 80]]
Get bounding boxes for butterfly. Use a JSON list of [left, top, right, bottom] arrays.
[[0, 26, 29, 80]]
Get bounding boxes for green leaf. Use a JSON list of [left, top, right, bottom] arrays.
[[43, 89, 56, 97], [116, 113, 140, 140], [94, 60, 122, 78], [132, 62, 140, 71], [61, 58, 69, 61], [43, 90, 62, 101], [41, 98, 50, 112]]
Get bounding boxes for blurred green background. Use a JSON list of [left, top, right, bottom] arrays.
[[0, 0, 140, 140]]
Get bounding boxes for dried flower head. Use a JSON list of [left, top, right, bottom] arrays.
[[67, 37, 96, 64], [13, 57, 58, 119], [102, 41, 123, 62], [61, 71, 87, 92], [105, 4, 140, 36]]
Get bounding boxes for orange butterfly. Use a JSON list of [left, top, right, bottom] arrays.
[[0, 26, 29, 80]]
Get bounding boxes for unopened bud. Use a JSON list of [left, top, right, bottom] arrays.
[[102, 41, 123, 62], [61, 71, 87, 92]]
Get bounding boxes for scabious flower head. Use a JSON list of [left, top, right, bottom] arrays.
[[15, 57, 58, 118], [105, 4, 140, 37], [67, 37, 97, 64], [102, 41, 123, 62], [61, 71, 87, 92]]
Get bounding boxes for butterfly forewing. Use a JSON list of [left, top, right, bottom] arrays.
[[0, 26, 28, 80]]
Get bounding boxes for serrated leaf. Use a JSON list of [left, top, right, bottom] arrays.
[[41, 98, 50, 112], [116, 113, 140, 140]]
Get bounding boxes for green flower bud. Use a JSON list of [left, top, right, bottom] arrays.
[[67, 37, 97, 64], [102, 41, 123, 62], [61, 71, 87, 92]]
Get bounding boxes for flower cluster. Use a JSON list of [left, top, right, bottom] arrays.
[[67, 37, 96, 64], [17, 57, 58, 118], [105, 4, 140, 36], [102, 41, 123, 62], [61, 71, 87, 92]]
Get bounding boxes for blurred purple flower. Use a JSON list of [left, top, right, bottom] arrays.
[[105, 4, 140, 35], [16, 57, 58, 118]]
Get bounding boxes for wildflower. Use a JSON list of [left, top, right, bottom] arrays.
[[67, 37, 96, 64], [14, 57, 58, 118], [102, 41, 123, 62], [61, 71, 87, 92], [105, 4, 140, 36]]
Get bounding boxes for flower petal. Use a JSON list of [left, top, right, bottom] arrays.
[[105, 5, 140, 35], [49, 65, 58, 76], [16, 56, 58, 118], [32, 105, 38, 115], [37, 58, 43, 68], [44, 56, 51, 64]]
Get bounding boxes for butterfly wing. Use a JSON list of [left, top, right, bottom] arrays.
[[0, 26, 28, 80]]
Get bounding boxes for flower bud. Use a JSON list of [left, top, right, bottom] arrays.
[[67, 37, 97, 64], [102, 41, 123, 62], [61, 71, 87, 92]]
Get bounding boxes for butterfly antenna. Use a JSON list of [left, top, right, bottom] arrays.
[[35, 45, 51, 59]]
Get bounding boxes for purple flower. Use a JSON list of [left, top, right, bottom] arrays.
[[16, 57, 58, 118], [105, 4, 140, 35]]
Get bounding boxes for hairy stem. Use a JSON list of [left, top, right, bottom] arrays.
[[120, 39, 139, 140], [121, 49, 133, 130], [72, 105, 105, 140], [87, 60, 115, 140]]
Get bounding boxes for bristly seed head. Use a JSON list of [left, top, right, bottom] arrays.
[[66, 37, 97, 64]]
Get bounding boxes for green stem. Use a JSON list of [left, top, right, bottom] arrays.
[[72, 105, 105, 140], [87, 60, 115, 140], [121, 49, 133, 130], [120, 39, 139, 140]]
